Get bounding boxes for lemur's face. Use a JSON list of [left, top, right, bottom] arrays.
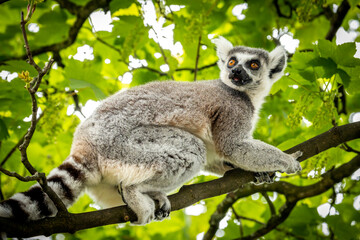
[[212, 37, 287, 92], [223, 47, 269, 89]]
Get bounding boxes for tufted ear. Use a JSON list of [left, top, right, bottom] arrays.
[[212, 36, 233, 63], [269, 46, 287, 82]]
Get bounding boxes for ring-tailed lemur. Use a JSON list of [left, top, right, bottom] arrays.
[[0, 36, 301, 225]]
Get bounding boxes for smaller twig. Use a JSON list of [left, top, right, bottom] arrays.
[[232, 203, 305, 240], [52, 51, 65, 68], [261, 192, 276, 216], [237, 215, 265, 226], [20, 12, 42, 73], [0, 112, 44, 167], [0, 176, 4, 201], [94, 33, 169, 77], [326, 187, 337, 218], [95, 36, 122, 56], [149, 26, 174, 80], [155, 0, 173, 21], [235, 200, 297, 240], [341, 142, 360, 154], [325, 0, 350, 41], [194, 35, 202, 81], [231, 206, 244, 237], [176, 62, 217, 73], [17, 11, 68, 215], [135, 66, 168, 76], [274, 227, 307, 239], [273, 0, 293, 19], [203, 192, 239, 240], [286, 75, 319, 94], [0, 167, 42, 182]]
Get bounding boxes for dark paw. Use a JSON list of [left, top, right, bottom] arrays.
[[154, 206, 170, 221], [254, 172, 275, 184]]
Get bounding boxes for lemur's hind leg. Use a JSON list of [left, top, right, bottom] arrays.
[[120, 126, 206, 225]]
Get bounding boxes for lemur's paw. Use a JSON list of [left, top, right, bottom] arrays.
[[154, 197, 171, 221], [132, 215, 154, 225], [131, 210, 155, 225], [291, 150, 303, 160], [155, 206, 170, 220], [284, 151, 302, 174], [254, 172, 275, 185]]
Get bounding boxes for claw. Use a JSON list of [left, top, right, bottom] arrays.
[[254, 172, 275, 184], [291, 150, 303, 159]]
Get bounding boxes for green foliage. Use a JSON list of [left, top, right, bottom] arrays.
[[0, 0, 359, 239]]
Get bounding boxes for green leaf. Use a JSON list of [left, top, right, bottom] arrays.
[[335, 42, 360, 67], [317, 39, 336, 59], [285, 203, 322, 236], [317, 40, 360, 67], [0, 118, 10, 140], [342, 66, 360, 94], [326, 215, 358, 240], [109, 0, 133, 14], [64, 60, 107, 100], [37, 9, 67, 25], [0, 60, 38, 76], [131, 69, 159, 87]]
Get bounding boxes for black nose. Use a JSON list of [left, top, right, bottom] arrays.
[[232, 68, 242, 74]]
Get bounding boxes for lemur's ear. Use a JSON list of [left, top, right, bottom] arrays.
[[269, 46, 287, 82], [212, 36, 233, 63]]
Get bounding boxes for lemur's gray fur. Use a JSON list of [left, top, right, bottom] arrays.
[[0, 36, 301, 224]]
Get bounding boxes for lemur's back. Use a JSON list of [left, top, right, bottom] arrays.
[[73, 79, 254, 161]]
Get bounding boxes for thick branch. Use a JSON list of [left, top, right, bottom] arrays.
[[0, 122, 359, 237], [325, 0, 350, 41], [285, 121, 360, 162], [204, 153, 360, 240]]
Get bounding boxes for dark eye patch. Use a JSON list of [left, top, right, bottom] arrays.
[[227, 57, 238, 68], [246, 59, 261, 70]]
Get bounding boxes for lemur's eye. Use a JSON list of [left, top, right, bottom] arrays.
[[250, 62, 260, 70], [228, 59, 236, 66], [228, 58, 237, 68]]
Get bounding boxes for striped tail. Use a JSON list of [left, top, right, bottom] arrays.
[[0, 156, 97, 221]]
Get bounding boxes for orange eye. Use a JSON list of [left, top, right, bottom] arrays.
[[228, 59, 236, 66], [250, 62, 259, 69]]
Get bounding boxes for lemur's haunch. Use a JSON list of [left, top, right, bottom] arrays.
[[0, 37, 301, 224]]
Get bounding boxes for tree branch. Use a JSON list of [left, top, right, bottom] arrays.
[[261, 192, 276, 216], [0, 122, 359, 237], [176, 62, 217, 73], [273, 0, 293, 19], [16, 9, 68, 216], [0, 167, 42, 182], [0, 112, 44, 167], [235, 200, 297, 240], [194, 35, 202, 81], [204, 153, 360, 240], [325, 0, 350, 41]]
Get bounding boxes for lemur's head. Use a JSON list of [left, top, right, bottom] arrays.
[[212, 36, 287, 92]]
